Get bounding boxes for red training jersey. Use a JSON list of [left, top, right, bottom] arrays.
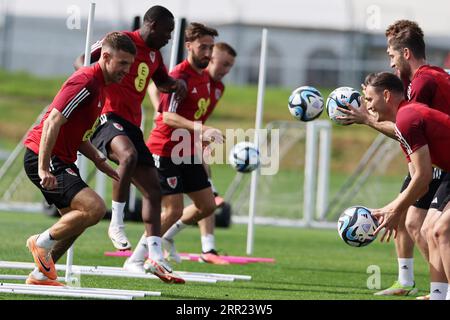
[[24, 63, 106, 164], [148, 60, 220, 157], [403, 65, 450, 115], [395, 100, 450, 172], [90, 30, 169, 127]]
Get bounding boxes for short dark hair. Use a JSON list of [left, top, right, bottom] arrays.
[[185, 23, 218, 42], [102, 32, 136, 55], [366, 72, 404, 94], [143, 5, 174, 23], [363, 72, 377, 87], [385, 20, 426, 59], [214, 42, 237, 57]]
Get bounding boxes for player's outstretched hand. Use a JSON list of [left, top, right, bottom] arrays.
[[336, 101, 371, 125], [95, 158, 120, 181], [39, 169, 58, 190], [372, 207, 401, 243], [202, 126, 225, 144]]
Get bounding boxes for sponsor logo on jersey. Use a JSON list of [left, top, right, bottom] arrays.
[[149, 51, 156, 63], [113, 123, 124, 131], [167, 177, 178, 189], [215, 88, 222, 100], [66, 168, 78, 176]]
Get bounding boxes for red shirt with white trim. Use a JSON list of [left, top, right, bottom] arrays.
[[395, 100, 450, 171], [90, 30, 169, 127], [24, 63, 105, 164], [148, 60, 215, 157], [402, 65, 450, 114]]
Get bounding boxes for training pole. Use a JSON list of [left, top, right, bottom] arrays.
[[246, 28, 268, 255], [66, 2, 96, 284], [169, 17, 183, 71]]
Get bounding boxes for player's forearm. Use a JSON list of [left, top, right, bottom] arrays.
[[366, 119, 397, 140], [78, 141, 105, 165], [38, 120, 61, 172], [154, 77, 177, 93], [163, 112, 201, 131], [394, 172, 431, 212]]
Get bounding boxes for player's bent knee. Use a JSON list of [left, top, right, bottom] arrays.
[[119, 150, 138, 169], [433, 221, 450, 242], [405, 219, 421, 239], [198, 202, 217, 218]]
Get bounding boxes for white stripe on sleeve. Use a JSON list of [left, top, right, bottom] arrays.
[[61, 88, 90, 118], [394, 125, 413, 155]]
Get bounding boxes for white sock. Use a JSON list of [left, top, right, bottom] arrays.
[[110, 201, 126, 227], [163, 220, 188, 240], [128, 234, 147, 262], [201, 234, 215, 253], [146, 236, 164, 261], [208, 178, 218, 195], [447, 285, 450, 300], [31, 267, 47, 280], [36, 229, 56, 250], [430, 282, 448, 300], [398, 258, 414, 287]]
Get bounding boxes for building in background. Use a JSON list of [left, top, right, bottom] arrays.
[[1, 0, 449, 89]]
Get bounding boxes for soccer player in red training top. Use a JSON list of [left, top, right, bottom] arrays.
[[125, 23, 223, 271], [74, 6, 187, 283], [23, 32, 135, 286], [337, 20, 450, 298], [363, 72, 450, 300], [145, 42, 236, 265]]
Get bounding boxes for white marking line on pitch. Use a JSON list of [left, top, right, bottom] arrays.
[[0, 261, 218, 284], [0, 282, 159, 297]]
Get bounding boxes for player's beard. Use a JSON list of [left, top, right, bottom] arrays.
[[192, 54, 210, 70], [397, 57, 412, 80]]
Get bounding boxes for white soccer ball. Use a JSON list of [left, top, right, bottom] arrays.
[[288, 86, 324, 122], [337, 206, 379, 247], [326, 87, 361, 125], [229, 142, 260, 173]]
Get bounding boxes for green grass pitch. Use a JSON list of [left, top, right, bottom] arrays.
[[0, 211, 429, 300]]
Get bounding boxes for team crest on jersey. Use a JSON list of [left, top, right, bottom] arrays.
[[113, 123, 124, 131], [167, 177, 178, 189], [149, 51, 156, 63], [65, 168, 78, 177], [215, 88, 222, 100]]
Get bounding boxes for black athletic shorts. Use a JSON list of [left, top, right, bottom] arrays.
[[400, 167, 445, 210], [23, 148, 88, 209], [90, 112, 154, 166], [153, 154, 210, 195], [429, 172, 450, 211]]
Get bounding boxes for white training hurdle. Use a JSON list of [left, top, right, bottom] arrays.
[[0, 282, 160, 300], [0, 261, 251, 284]]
